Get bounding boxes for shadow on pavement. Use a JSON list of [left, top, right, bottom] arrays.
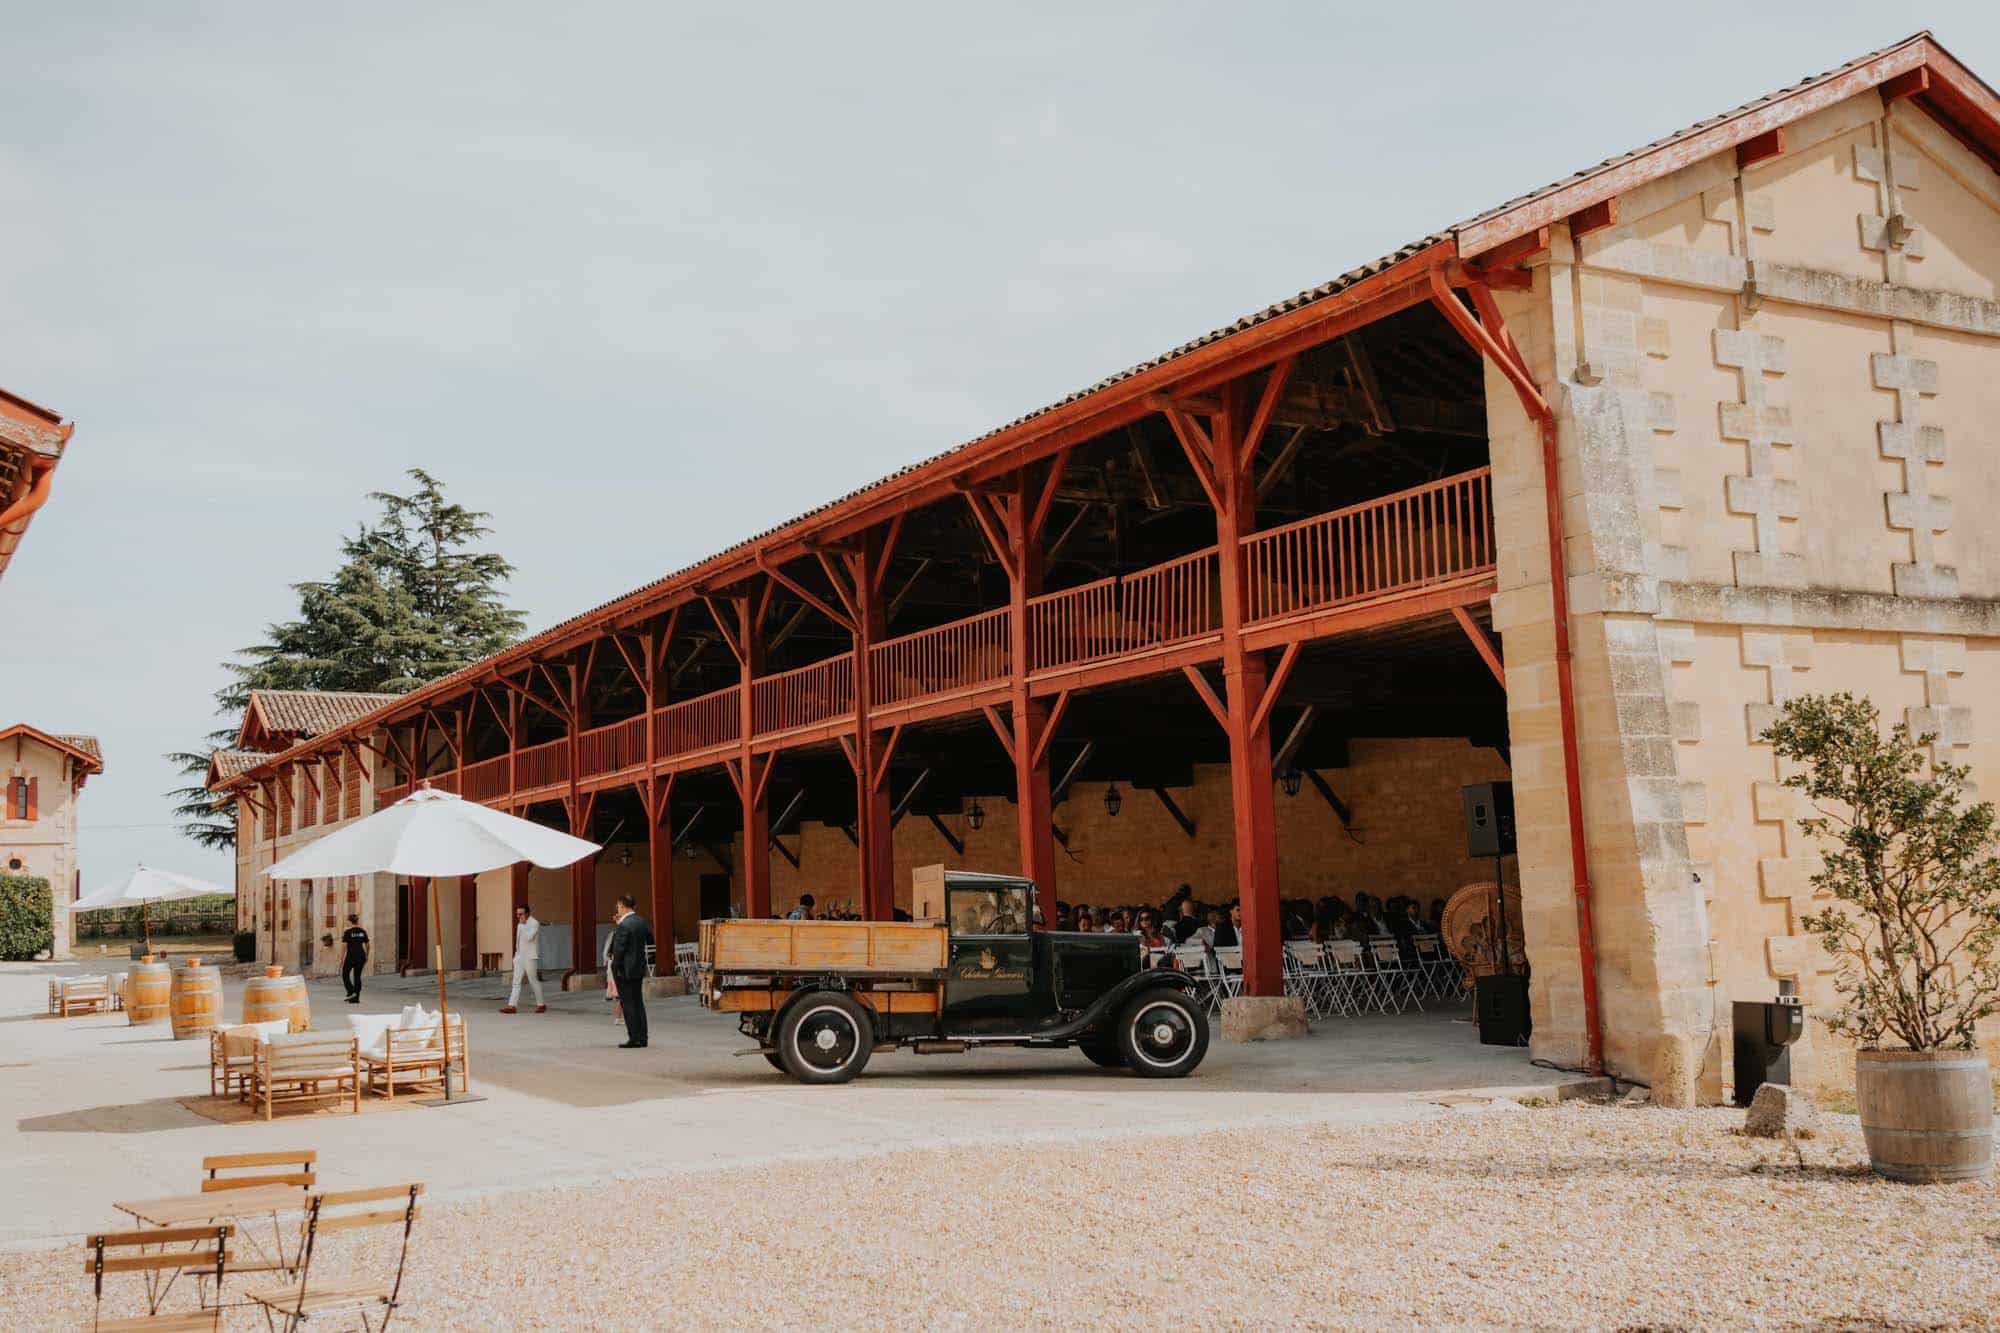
[[19, 1097, 201, 1134]]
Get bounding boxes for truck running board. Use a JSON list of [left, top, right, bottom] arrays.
[[912, 1040, 969, 1054]]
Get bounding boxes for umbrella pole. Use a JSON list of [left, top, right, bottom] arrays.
[[430, 886, 456, 1099], [141, 901, 150, 955]]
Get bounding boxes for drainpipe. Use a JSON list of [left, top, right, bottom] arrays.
[[0, 457, 56, 532], [1427, 264, 1604, 1074]]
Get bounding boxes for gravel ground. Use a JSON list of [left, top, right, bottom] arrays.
[[9, 1099, 1996, 1329]]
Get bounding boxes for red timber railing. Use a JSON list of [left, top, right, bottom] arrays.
[[656, 684, 741, 755], [1242, 466, 1494, 623], [578, 714, 647, 778], [1028, 546, 1219, 672], [378, 782, 411, 808], [461, 755, 511, 802], [515, 737, 568, 791], [871, 606, 1010, 707], [752, 654, 853, 735]]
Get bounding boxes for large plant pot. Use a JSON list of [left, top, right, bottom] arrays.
[[1855, 1050, 1993, 1184]]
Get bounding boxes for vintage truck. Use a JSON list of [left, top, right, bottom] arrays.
[[693, 870, 1208, 1083]]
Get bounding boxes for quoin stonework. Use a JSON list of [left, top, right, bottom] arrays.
[[210, 33, 2000, 1097]]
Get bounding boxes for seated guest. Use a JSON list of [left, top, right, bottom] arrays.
[[1106, 908, 1130, 934], [787, 893, 817, 921], [1163, 882, 1193, 920], [1075, 910, 1096, 933], [1137, 915, 1168, 949], [1214, 902, 1244, 948], [1428, 896, 1447, 933], [1055, 902, 1076, 931], [1189, 906, 1221, 948], [1168, 897, 1202, 943], [1401, 899, 1430, 935]]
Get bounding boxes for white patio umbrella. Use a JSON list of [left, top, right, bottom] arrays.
[[262, 786, 599, 1101], [70, 864, 234, 952]]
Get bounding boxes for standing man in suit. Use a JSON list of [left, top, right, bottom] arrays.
[[608, 894, 655, 1049], [500, 904, 546, 1014]]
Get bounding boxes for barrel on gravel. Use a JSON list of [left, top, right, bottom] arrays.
[[169, 960, 223, 1041], [242, 972, 311, 1033], [125, 961, 172, 1026], [1856, 1050, 1994, 1183]]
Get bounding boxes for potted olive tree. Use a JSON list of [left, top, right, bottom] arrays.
[[1765, 693, 1997, 1183]]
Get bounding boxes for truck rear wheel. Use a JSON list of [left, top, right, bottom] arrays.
[[1114, 989, 1208, 1078], [776, 992, 874, 1084]]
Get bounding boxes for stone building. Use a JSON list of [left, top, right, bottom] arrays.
[[210, 689, 400, 977], [1, 724, 104, 958], [211, 33, 2000, 1095]]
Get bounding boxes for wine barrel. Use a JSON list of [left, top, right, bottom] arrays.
[[169, 962, 223, 1041], [1856, 1050, 1994, 1183], [125, 961, 172, 1026], [242, 972, 311, 1033]]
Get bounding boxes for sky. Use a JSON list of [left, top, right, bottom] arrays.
[[4, 3, 1997, 894]]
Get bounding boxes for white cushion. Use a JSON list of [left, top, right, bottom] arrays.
[[221, 1021, 289, 1058], [347, 1013, 400, 1060], [397, 1004, 435, 1030]]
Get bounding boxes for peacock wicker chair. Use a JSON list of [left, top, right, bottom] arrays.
[[1441, 880, 1526, 981]]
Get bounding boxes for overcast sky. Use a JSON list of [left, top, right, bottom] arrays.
[[4, 4, 1997, 893]]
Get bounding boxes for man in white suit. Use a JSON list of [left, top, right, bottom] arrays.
[[500, 903, 546, 1013]]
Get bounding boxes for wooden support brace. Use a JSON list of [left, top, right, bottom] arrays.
[[925, 811, 965, 856], [1248, 642, 1301, 739], [980, 705, 1017, 764], [889, 768, 928, 827], [870, 725, 904, 794], [1303, 767, 1355, 835], [1147, 786, 1196, 839], [1158, 402, 1222, 510], [1028, 691, 1071, 771], [957, 489, 1018, 583], [759, 553, 854, 632], [1237, 354, 1296, 472], [1880, 66, 1930, 103], [1568, 197, 1618, 240], [1451, 605, 1506, 688], [1181, 665, 1228, 730], [1050, 741, 1093, 805], [1271, 705, 1316, 776], [771, 838, 800, 871]]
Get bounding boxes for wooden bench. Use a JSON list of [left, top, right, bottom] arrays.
[[55, 975, 113, 1017], [81, 1223, 231, 1331], [248, 1037, 360, 1121], [360, 1020, 468, 1100]]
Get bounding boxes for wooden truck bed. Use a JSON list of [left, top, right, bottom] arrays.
[[695, 919, 949, 1017], [697, 919, 948, 975]]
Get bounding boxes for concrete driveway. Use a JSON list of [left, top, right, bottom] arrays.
[[0, 961, 1575, 1247]]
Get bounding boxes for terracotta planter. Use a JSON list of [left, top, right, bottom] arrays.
[[138, 954, 155, 965], [1855, 1050, 1993, 1184], [264, 965, 283, 979]]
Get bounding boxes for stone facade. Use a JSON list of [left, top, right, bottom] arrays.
[[1490, 90, 2000, 1091], [235, 754, 394, 979], [0, 728, 97, 959]]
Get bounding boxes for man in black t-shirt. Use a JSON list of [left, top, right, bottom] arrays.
[[340, 914, 369, 1004]]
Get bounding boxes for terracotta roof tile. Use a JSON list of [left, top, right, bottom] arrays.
[[248, 690, 405, 739]]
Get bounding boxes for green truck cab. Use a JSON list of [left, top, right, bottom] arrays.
[[695, 870, 1209, 1084]]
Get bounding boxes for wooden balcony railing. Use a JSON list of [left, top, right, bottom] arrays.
[[1242, 466, 1493, 623], [461, 755, 511, 802], [871, 606, 1010, 707], [752, 654, 853, 735], [516, 737, 568, 791], [354, 469, 1497, 809], [578, 715, 647, 778], [657, 684, 740, 755], [1028, 546, 1219, 673], [377, 782, 411, 807]]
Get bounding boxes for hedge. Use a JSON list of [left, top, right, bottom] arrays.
[[0, 874, 54, 961]]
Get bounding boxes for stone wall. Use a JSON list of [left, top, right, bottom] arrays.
[[0, 735, 82, 958], [1492, 88, 2000, 1091], [727, 737, 1513, 917]]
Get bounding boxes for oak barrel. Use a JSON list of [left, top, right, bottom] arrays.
[[1855, 1050, 1994, 1183], [242, 972, 311, 1033], [125, 961, 171, 1026], [169, 962, 223, 1041]]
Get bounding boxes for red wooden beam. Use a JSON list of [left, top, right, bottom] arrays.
[[1880, 66, 1930, 103], [1026, 690, 1071, 772], [1451, 605, 1506, 688], [1236, 355, 1296, 474], [1247, 642, 1301, 739], [759, 551, 855, 632], [1181, 665, 1228, 730], [1157, 402, 1222, 510], [957, 489, 1018, 584], [1568, 198, 1618, 240], [1735, 127, 1785, 169], [979, 704, 1016, 764]]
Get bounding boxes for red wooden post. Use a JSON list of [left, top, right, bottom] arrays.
[[571, 852, 596, 972], [510, 862, 529, 915], [649, 777, 676, 951], [852, 529, 896, 919], [722, 590, 774, 919], [458, 874, 477, 971], [1004, 473, 1059, 908]]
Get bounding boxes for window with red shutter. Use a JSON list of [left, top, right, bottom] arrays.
[[23, 777, 36, 822]]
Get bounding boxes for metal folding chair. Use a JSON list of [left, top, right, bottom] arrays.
[[1324, 939, 1375, 1014], [1367, 935, 1422, 1013]]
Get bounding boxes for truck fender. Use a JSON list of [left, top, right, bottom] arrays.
[[1064, 970, 1197, 1041], [770, 983, 882, 1044]]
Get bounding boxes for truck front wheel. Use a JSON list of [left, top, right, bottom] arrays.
[[1114, 989, 1208, 1078], [776, 992, 874, 1084]]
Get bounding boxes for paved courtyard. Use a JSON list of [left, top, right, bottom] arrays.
[[1, 960, 1561, 1247]]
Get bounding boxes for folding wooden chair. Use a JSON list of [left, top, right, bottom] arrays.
[[245, 1185, 422, 1332], [201, 1151, 317, 1194], [81, 1223, 231, 1331]]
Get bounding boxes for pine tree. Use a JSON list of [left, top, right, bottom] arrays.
[[168, 470, 524, 850]]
